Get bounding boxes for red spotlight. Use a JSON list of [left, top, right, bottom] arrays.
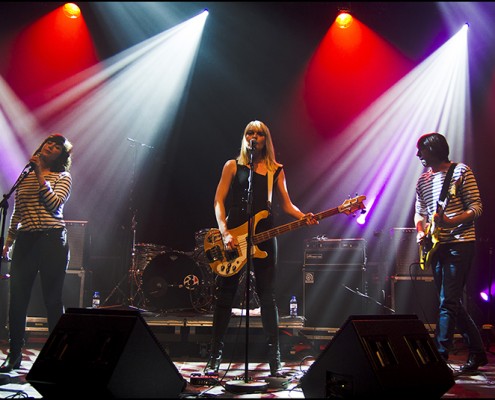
[[336, 9, 353, 29], [63, 3, 81, 19]]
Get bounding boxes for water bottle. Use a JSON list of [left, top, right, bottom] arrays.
[[92, 291, 100, 308], [289, 295, 298, 317]]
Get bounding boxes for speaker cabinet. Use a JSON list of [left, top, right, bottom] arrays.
[[300, 314, 454, 399], [66, 220, 88, 270], [391, 227, 431, 276], [303, 268, 365, 328], [391, 276, 439, 324], [27, 270, 90, 317], [303, 238, 367, 328], [26, 308, 187, 398]]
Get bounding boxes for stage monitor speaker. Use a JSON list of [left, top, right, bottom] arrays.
[[300, 314, 454, 399], [26, 308, 187, 399]]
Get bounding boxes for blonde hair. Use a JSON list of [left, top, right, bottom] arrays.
[[237, 120, 280, 172]]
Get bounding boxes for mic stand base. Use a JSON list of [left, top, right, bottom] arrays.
[[225, 379, 268, 394]]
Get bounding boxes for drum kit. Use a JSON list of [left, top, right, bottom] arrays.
[[129, 229, 216, 314]]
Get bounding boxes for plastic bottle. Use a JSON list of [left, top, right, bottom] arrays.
[[289, 295, 298, 317], [92, 291, 101, 308]]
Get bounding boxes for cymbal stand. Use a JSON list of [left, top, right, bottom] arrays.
[[101, 213, 135, 307], [128, 211, 146, 308], [102, 138, 151, 309]]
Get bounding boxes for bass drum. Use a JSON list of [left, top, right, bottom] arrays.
[[142, 250, 214, 313]]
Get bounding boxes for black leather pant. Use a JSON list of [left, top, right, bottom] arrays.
[[210, 257, 280, 359]]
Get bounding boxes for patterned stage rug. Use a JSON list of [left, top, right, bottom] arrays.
[[0, 342, 494, 398]]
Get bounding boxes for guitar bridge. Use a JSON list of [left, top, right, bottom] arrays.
[[225, 248, 240, 261]]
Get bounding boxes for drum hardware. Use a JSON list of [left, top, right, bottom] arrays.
[[103, 138, 159, 309], [235, 269, 260, 310], [104, 225, 216, 312], [141, 250, 215, 314]]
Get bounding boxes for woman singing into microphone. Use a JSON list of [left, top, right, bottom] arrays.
[[1, 133, 73, 372]]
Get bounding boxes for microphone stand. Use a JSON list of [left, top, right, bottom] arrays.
[[1, 166, 32, 279], [343, 285, 395, 314], [225, 144, 268, 394]]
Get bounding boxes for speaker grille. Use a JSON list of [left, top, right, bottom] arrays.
[[391, 227, 431, 276], [66, 220, 88, 270], [301, 314, 454, 398]]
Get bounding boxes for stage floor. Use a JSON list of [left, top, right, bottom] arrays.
[[0, 338, 494, 399]]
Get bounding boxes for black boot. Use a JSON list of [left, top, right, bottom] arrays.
[[459, 352, 488, 373], [268, 342, 283, 377], [0, 351, 22, 373], [204, 342, 223, 374], [205, 353, 222, 374]]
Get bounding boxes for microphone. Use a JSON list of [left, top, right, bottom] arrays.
[[249, 139, 257, 151], [25, 152, 40, 171]]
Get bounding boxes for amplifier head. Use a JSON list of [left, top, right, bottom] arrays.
[[304, 238, 366, 268]]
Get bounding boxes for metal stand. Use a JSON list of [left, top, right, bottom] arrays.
[[102, 138, 152, 309], [1, 165, 32, 279], [225, 143, 268, 394]]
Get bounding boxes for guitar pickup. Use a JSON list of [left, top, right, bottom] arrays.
[[205, 246, 224, 262]]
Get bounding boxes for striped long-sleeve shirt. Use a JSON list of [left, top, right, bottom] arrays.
[[415, 163, 482, 243], [6, 170, 72, 245]]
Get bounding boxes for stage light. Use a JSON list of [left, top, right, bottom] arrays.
[[63, 3, 81, 19], [336, 9, 353, 29], [481, 291, 489, 302]]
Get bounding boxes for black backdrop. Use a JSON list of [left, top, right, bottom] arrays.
[[1, 2, 494, 321]]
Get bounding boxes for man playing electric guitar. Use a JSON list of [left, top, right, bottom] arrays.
[[414, 132, 486, 374], [418, 182, 456, 271]]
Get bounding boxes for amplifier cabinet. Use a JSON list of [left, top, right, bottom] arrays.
[[303, 267, 366, 328], [66, 220, 88, 270], [304, 238, 366, 270], [28, 270, 90, 318], [391, 227, 432, 277], [391, 276, 438, 324]]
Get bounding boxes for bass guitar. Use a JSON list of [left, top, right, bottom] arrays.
[[203, 195, 366, 277]]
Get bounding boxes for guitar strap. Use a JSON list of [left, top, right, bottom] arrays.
[[267, 170, 273, 211], [439, 163, 457, 203]]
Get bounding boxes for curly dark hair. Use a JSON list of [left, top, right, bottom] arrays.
[[34, 133, 73, 172]]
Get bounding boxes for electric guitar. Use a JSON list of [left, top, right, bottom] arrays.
[[203, 195, 366, 277], [419, 179, 460, 270]]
